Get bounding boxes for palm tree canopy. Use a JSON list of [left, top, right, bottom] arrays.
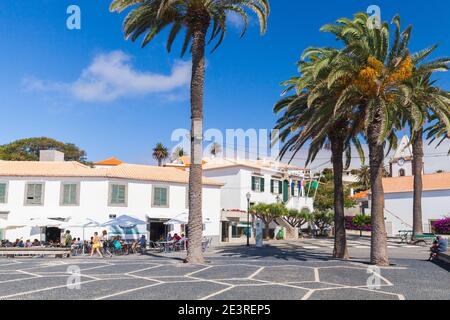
[[153, 142, 169, 162], [402, 74, 450, 144], [317, 13, 449, 144], [275, 13, 449, 167], [110, 0, 270, 55]]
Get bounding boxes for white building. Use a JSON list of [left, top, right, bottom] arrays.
[[370, 136, 450, 236], [201, 158, 315, 242], [0, 152, 223, 244], [382, 173, 450, 236]]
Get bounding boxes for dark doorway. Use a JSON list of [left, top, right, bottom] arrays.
[[149, 222, 165, 242], [221, 222, 229, 242], [45, 227, 61, 243]]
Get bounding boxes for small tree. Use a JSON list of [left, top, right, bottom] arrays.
[[353, 215, 371, 236], [312, 211, 334, 237], [251, 203, 287, 240], [285, 208, 312, 235]]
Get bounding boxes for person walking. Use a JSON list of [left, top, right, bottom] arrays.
[[101, 230, 113, 258], [90, 232, 103, 258]]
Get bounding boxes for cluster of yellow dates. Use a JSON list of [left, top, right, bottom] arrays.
[[352, 56, 413, 96]]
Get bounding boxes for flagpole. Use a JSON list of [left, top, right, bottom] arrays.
[[306, 178, 312, 198], [313, 174, 322, 200]]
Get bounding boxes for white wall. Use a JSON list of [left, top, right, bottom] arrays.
[[203, 167, 243, 210], [0, 177, 221, 242], [383, 189, 450, 235], [391, 161, 413, 177], [204, 166, 314, 212]]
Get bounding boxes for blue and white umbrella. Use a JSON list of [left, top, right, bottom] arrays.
[[101, 215, 147, 240], [101, 215, 146, 228]]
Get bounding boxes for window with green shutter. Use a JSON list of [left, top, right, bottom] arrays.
[[252, 176, 265, 192], [25, 183, 44, 205], [61, 183, 78, 206], [153, 186, 169, 207], [109, 184, 127, 206], [0, 183, 6, 203], [271, 180, 282, 194]]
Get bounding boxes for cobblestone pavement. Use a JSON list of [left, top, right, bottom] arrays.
[[0, 239, 448, 300]]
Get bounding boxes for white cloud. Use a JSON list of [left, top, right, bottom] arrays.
[[227, 12, 246, 30], [23, 51, 191, 103]]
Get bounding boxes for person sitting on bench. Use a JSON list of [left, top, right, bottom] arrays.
[[428, 236, 448, 261]]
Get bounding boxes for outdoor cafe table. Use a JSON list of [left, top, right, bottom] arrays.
[[157, 241, 175, 253]]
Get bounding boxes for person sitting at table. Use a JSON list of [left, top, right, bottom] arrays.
[[138, 235, 147, 254], [166, 233, 173, 241], [131, 239, 139, 253], [32, 239, 40, 247], [179, 234, 188, 250], [4, 240, 13, 247], [70, 238, 79, 255], [113, 237, 122, 254], [63, 230, 72, 247], [173, 233, 182, 242]]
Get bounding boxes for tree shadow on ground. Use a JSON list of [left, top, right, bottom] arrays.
[[213, 244, 336, 262]]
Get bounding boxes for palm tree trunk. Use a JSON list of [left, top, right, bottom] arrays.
[[412, 128, 424, 238], [330, 133, 349, 259], [158, 159, 162, 167], [185, 16, 209, 264], [368, 110, 389, 266]]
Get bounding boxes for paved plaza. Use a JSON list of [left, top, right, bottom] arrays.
[[0, 238, 448, 300]]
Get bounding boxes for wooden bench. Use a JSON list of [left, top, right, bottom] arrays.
[[0, 247, 71, 258]]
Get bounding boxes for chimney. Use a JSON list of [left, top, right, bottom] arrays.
[[39, 150, 65, 162]]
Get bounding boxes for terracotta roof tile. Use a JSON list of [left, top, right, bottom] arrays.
[[382, 173, 450, 193], [94, 157, 124, 166], [0, 161, 223, 187]]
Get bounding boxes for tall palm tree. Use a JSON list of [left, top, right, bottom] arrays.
[[274, 48, 366, 260], [355, 165, 371, 191], [110, 0, 269, 263], [426, 113, 450, 154], [319, 13, 448, 265], [399, 74, 450, 238], [153, 143, 169, 166]]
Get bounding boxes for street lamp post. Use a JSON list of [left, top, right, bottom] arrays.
[[246, 192, 251, 247]]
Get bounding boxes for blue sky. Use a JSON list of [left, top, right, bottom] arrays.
[[0, 0, 449, 167]]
